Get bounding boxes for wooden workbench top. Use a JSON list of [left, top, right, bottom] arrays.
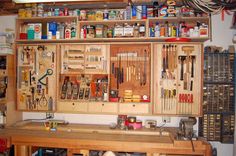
[[13, 122, 171, 136], [0, 122, 212, 155]]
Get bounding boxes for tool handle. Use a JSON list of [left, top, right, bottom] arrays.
[[180, 61, 184, 81], [191, 58, 194, 77], [112, 63, 115, 74]]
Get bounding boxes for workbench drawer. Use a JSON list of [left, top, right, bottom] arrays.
[[88, 102, 118, 113], [119, 103, 150, 114], [57, 101, 88, 112]]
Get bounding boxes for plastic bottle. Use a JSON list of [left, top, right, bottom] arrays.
[[64, 23, 71, 39], [57, 22, 65, 39], [154, 22, 160, 37]]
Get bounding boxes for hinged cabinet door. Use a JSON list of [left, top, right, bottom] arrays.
[[16, 44, 57, 111], [153, 43, 202, 116]]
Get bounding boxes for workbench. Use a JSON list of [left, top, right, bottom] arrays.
[[0, 122, 212, 156]]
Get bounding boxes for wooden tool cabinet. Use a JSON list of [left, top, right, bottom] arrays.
[[15, 15, 209, 116], [57, 43, 152, 115], [153, 43, 203, 116], [0, 54, 22, 126], [16, 44, 57, 111]]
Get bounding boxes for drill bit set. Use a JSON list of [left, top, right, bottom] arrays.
[[17, 45, 57, 111], [109, 44, 151, 102], [154, 43, 202, 115]]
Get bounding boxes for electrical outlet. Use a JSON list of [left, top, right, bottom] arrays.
[[162, 117, 171, 123], [46, 112, 54, 119]]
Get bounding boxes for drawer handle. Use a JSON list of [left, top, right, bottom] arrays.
[[133, 104, 135, 107], [102, 104, 104, 106], [72, 103, 75, 106]]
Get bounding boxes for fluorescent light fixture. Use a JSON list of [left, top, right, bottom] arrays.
[[13, 0, 107, 3]]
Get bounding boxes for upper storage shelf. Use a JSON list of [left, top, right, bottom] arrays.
[[15, 16, 210, 43]]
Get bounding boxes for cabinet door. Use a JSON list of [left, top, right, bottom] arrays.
[[57, 101, 88, 113], [16, 44, 57, 111], [88, 102, 118, 114], [153, 43, 202, 116], [119, 103, 149, 114]]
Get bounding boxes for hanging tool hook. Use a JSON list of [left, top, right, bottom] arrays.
[[38, 69, 53, 86]]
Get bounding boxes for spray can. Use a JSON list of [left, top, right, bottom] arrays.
[[132, 6, 137, 20], [154, 22, 160, 37], [142, 5, 147, 19], [136, 6, 142, 19]]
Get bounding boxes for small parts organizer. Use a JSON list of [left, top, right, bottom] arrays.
[[60, 44, 109, 102], [154, 43, 202, 115], [199, 48, 235, 143], [17, 45, 57, 111], [109, 44, 151, 103]]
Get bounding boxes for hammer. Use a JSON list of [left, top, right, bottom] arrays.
[[182, 46, 194, 90], [178, 56, 186, 81], [190, 56, 196, 78]]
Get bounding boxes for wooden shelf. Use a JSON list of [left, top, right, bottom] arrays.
[[79, 19, 147, 25], [16, 37, 210, 43], [16, 16, 210, 43], [17, 16, 77, 22], [148, 16, 209, 22]]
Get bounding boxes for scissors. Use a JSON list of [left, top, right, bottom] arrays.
[[39, 89, 47, 107], [38, 69, 53, 86]]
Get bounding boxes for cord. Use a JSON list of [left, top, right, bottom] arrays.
[[158, 120, 167, 128]]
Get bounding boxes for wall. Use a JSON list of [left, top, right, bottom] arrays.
[[0, 12, 235, 156], [204, 13, 235, 156]]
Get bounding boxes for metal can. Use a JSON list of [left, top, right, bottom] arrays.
[[77, 9, 80, 16], [107, 28, 113, 38], [95, 10, 103, 21], [18, 9, 26, 18], [68, 11, 73, 16], [59, 9, 64, 16], [80, 10, 87, 21], [103, 25, 108, 38], [117, 115, 127, 130], [160, 25, 165, 37], [64, 7, 68, 16], [95, 24, 103, 38], [86, 25, 95, 38], [54, 8, 59, 16], [142, 5, 147, 19], [136, 6, 142, 20], [32, 4, 37, 17], [37, 4, 44, 17], [103, 9, 109, 20], [125, 6, 131, 20], [87, 10, 95, 21]]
